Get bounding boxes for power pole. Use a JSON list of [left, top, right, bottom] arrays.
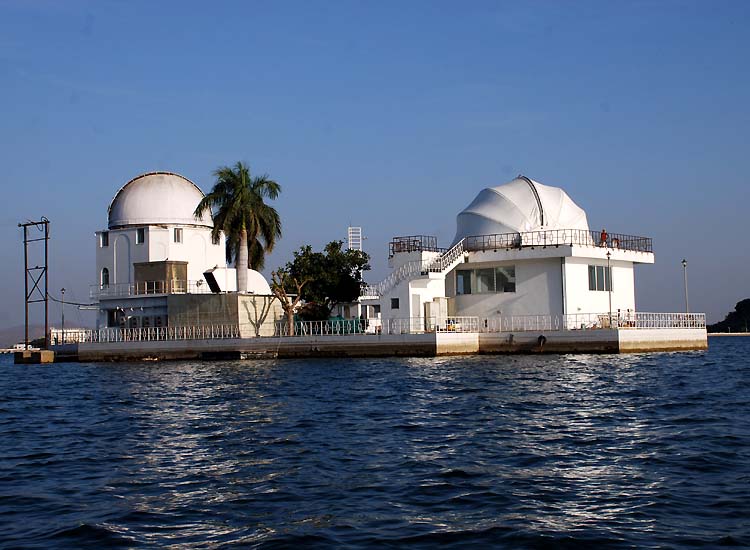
[[61, 287, 66, 344], [18, 218, 50, 349], [681, 259, 689, 313]]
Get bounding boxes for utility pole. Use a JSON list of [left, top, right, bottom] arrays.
[[61, 287, 66, 344], [606, 250, 612, 327], [681, 259, 689, 313], [18, 218, 50, 349]]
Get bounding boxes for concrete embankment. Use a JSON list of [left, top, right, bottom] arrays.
[[55, 328, 708, 362]]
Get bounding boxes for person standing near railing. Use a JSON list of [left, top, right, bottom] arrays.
[[600, 228, 608, 247]]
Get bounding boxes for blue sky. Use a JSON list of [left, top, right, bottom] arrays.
[[0, 0, 748, 330]]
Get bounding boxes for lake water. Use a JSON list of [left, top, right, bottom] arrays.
[[1, 338, 748, 549]]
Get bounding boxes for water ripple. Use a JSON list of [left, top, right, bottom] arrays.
[[0, 339, 749, 548]]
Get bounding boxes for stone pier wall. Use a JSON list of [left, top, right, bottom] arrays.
[[71, 328, 708, 362]]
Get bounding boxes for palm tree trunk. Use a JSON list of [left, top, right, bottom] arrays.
[[237, 227, 248, 293]]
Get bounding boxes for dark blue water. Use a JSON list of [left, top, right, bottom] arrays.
[[1, 338, 748, 549]]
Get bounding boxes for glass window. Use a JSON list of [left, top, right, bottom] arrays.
[[589, 265, 613, 292], [101, 268, 109, 286], [596, 266, 605, 291], [174, 228, 183, 243], [136, 227, 145, 244], [100, 231, 109, 247], [496, 266, 516, 292], [391, 298, 399, 309], [475, 268, 495, 293], [456, 270, 472, 295]]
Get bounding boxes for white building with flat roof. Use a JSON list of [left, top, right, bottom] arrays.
[[362, 175, 654, 329]]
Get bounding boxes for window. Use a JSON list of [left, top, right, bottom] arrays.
[[496, 266, 516, 292], [100, 231, 109, 247], [456, 266, 516, 295], [391, 298, 400, 309], [136, 227, 145, 244], [588, 265, 612, 291], [101, 268, 109, 287], [456, 270, 472, 295], [174, 228, 183, 243], [476, 268, 495, 293]]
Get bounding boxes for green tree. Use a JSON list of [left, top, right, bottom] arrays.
[[278, 241, 370, 321], [194, 162, 281, 292], [707, 298, 750, 333]]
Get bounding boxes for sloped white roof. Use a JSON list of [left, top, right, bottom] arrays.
[[108, 172, 212, 229], [452, 176, 589, 243], [247, 269, 272, 294], [207, 267, 273, 294]]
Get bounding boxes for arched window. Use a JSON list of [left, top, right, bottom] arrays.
[[101, 268, 110, 287]]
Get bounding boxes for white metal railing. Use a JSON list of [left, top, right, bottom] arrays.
[[73, 325, 240, 343], [55, 312, 705, 346], [90, 279, 214, 299], [362, 240, 467, 297], [276, 319, 369, 336], [433, 238, 465, 271], [50, 328, 90, 345], [476, 312, 706, 331], [464, 229, 653, 253], [275, 316, 481, 336], [628, 312, 706, 329], [480, 313, 611, 332]]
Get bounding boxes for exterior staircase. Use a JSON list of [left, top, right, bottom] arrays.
[[362, 238, 466, 298]]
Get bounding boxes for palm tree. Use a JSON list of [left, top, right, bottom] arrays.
[[194, 162, 281, 292]]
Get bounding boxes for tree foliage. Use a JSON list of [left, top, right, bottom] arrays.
[[194, 161, 282, 271], [277, 241, 370, 320], [707, 299, 750, 333]]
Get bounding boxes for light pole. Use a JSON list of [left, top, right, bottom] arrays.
[[681, 259, 689, 313], [606, 250, 612, 327], [60, 287, 66, 344]]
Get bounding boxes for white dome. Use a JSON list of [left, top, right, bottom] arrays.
[[108, 172, 212, 229], [246, 269, 272, 294], [452, 175, 589, 243]]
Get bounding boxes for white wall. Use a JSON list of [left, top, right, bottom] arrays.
[[563, 257, 635, 316], [95, 225, 226, 286], [378, 274, 445, 320], [451, 258, 564, 317]]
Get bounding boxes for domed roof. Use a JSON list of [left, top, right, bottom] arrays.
[[452, 175, 589, 243], [246, 269, 272, 295], [108, 172, 212, 229]]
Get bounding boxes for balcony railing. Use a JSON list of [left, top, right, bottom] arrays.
[[91, 279, 214, 299], [389, 235, 446, 258], [463, 229, 653, 253]]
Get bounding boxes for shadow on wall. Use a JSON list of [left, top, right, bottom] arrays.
[[241, 296, 280, 337]]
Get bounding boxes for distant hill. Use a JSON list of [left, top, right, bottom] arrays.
[[708, 299, 750, 333], [0, 325, 46, 348]]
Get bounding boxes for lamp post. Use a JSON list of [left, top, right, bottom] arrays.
[[606, 250, 612, 327], [681, 259, 689, 313], [60, 287, 66, 344]]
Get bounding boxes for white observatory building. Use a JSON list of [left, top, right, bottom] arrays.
[[363, 175, 655, 327], [92, 171, 274, 330]]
